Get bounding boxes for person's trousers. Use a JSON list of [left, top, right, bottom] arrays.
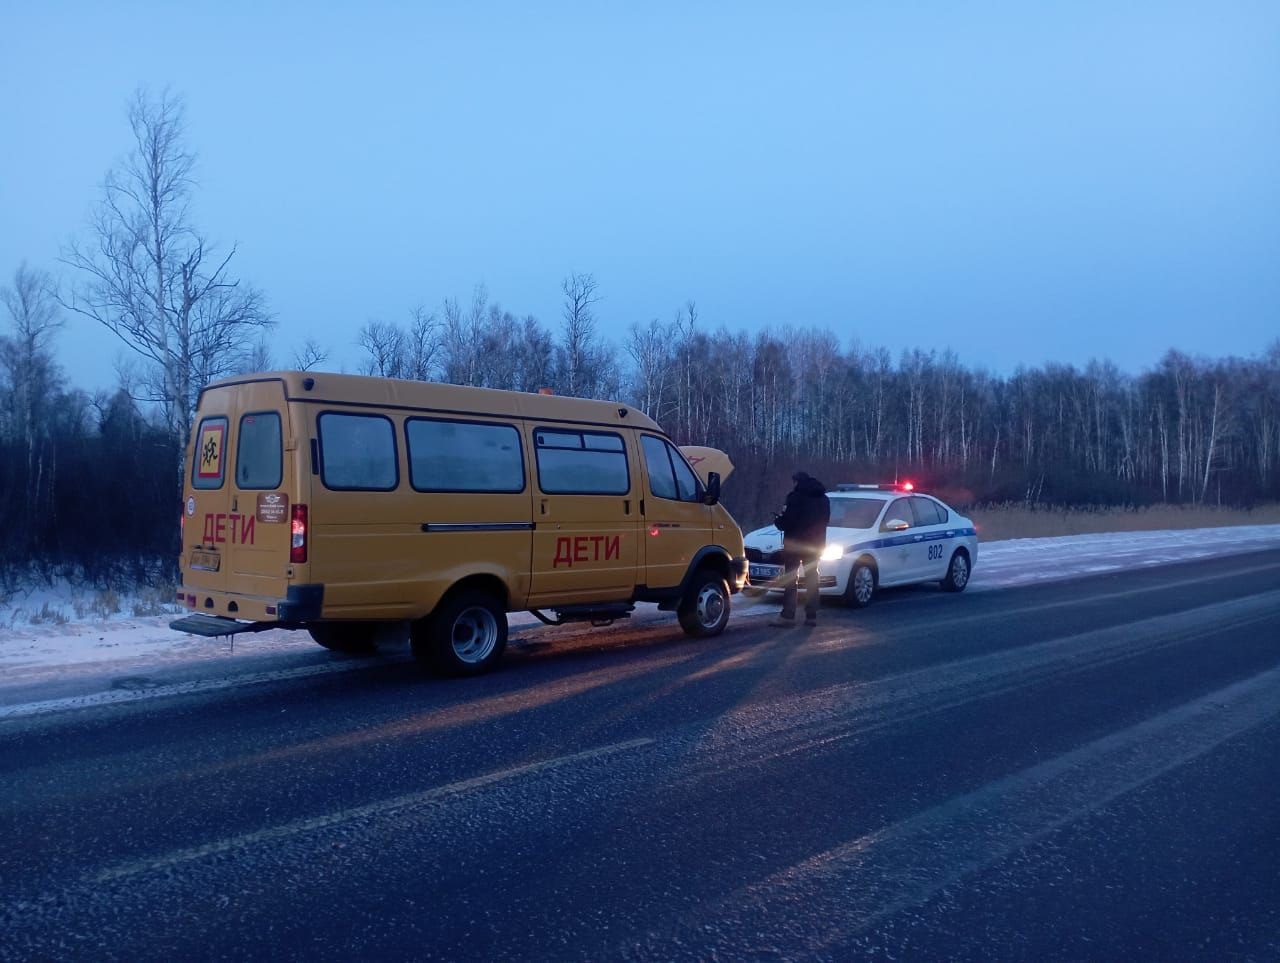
[[780, 550, 820, 620]]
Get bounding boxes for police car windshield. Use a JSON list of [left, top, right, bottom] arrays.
[[828, 498, 884, 529]]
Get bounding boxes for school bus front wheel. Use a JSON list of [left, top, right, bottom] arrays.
[[678, 570, 732, 638]]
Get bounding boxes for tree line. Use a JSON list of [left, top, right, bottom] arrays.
[[2, 87, 1278, 586]]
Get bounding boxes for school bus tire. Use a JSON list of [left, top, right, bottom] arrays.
[[678, 569, 731, 638], [308, 622, 378, 654], [412, 589, 508, 676]]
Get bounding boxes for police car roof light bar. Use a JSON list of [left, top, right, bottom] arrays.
[[835, 482, 917, 492]]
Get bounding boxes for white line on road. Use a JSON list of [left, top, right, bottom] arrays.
[[0, 658, 385, 721], [656, 662, 1280, 957], [93, 736, 654, 884]]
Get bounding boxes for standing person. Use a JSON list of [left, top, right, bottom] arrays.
[[770, 471, 831, 627]]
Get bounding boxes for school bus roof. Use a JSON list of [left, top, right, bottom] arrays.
[[202, 371, 665, 433]]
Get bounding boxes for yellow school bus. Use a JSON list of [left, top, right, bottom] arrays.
[[171, 371, 748, 674]]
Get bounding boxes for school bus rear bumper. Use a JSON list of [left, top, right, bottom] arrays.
[[173, 583, 325, 629]]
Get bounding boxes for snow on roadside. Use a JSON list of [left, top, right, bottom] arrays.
[[1, 524, 1278, 676]]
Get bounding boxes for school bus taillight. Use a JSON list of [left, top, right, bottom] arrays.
[[291, 504, 308, 563]]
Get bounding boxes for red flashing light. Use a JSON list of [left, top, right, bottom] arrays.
[[902, 481, 915, 492], [290, 504, 309, 563]]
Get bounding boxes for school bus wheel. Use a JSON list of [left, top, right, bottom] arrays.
[[308, 622, 378, 654], [678, 569, 731, 638], [412, 589, 508, 676]]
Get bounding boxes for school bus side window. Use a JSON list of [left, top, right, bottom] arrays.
[[318, 412, 398, 491], [641, 435, 701, 503], [669, 442, 701, 501], [406, 418, 524, 492], [534, 429, 629, 495], [641, 435, 678, 500], [236, 412, 282, 490], [192, 416, 229, 490]]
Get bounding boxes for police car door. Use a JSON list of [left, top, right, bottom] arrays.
[[910, 496, 951, 579], [880, 496, 927, 584]]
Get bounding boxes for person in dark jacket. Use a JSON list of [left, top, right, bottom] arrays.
[[770, 471, 831, 626]]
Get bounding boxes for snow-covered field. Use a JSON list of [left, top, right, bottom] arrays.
[[2, 525, 1278, 683]]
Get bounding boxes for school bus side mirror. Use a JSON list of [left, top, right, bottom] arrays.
[[703, 472, 721, 506]]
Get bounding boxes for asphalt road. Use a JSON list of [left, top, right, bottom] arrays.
[[2, 550, 1278, 961]]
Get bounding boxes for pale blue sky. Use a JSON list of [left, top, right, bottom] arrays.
[[2, 1, 1277, 390]]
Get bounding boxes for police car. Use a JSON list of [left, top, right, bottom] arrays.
[[743, 483, 978, 607]]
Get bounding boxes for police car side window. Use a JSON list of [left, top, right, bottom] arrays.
[[882, 498, 912, 531], [910, 496, 944, 527]]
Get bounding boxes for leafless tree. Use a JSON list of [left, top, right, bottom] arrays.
[[558, 272, 600, 396], [60, 88, 271, 444], [404, 306, 442, 381], [626, 318, 673, 418], [357, 320, 407, 377], [1, 263, 64, 552], [242, 336, 274, 374], [441, 285, 489, 386], [292, 338, 330, 371]]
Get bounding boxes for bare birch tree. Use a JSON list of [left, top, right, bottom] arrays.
[[1, 263, 64, 553], [558, 272, 600, 396], [60, 88, 271, 444]]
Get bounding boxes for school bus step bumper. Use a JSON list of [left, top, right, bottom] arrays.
[[168, 614, 283, 637]]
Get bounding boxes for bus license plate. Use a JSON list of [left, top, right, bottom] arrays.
[[749, 563, 781, 581], [190, 551, 221, 572]]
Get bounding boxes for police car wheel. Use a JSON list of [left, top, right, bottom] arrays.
[[678, 571, 731, 638], [843, 561, 876, 608], [942, 550, 971, 593], [308, 622, 377, 654], [413, 590, 508, 676]]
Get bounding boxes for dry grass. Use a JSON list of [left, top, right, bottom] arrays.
[[970, 503, 1280, 542]]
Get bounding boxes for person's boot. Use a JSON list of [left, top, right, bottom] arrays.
[[769, 613, 797, 628]]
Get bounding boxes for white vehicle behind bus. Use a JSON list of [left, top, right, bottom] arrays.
[[743, 483, 977, 607]]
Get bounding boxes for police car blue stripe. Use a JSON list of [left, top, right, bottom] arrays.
[[845, 527, 977, 553]]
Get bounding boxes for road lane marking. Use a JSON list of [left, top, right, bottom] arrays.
[[92, 737, 653, 884], [0, 659, 386, 720], [674, 590, 1280, 785], [649, 663, 1280, 957]]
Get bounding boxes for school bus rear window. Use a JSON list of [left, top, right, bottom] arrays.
[[236, 412, 282, 490], [192, 416, 228, 490], [406, 418, 524, 492], [318, 412, 398, 491]]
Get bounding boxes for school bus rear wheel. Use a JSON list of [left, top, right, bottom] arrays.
[[412, 590, 508, 676], [308, 622, 378, 654], [678, 570, 731, 638]]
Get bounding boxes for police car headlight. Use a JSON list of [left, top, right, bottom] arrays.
[[820, 544, 845, 562]]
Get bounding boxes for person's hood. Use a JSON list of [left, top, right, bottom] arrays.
[[795, 475, 827, 496]]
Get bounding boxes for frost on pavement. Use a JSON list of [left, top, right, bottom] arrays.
[[0, 524, 1277, 676]]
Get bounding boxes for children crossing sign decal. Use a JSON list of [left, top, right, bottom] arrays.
[[198, 423, 225, 479]]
